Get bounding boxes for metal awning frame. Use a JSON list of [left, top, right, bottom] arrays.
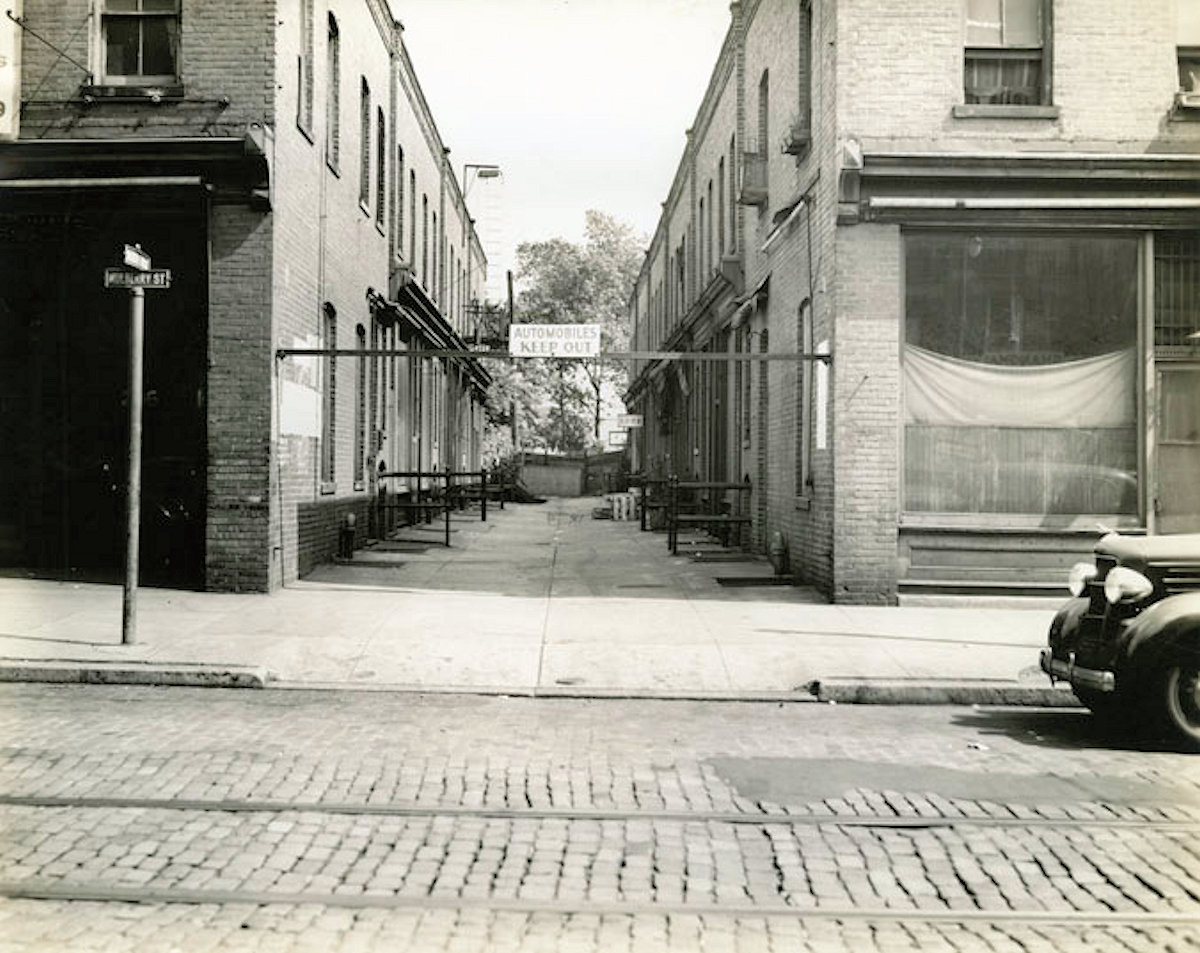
[[276, 347, 832, 364]]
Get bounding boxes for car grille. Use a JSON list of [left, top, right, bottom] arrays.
[[1155, 559, 1200, 596]]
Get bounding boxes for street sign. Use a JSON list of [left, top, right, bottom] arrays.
[[608, 430, 629, 448], [509, 323, 601, 358], [122, 244, 151, 271], [617, 414, 643, 429], [104, 268, 171, 289]]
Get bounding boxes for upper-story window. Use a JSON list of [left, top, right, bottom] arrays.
[[964, 0, 1049, 105], [359, 79, 371, 209], [325, 14, 340, 170], [99, 0, 180, 85], [297, 0, 314, 134], [1178, 4, 1200, 109], [375, 108, 386, 227], [395, 147, 406, 258]]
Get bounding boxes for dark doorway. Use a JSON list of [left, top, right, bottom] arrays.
[[0, 189, 208, 588]]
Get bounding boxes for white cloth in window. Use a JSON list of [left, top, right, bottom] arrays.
[[903, 346, 1135, 428]]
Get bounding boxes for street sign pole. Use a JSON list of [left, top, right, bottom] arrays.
[[122, 284, 145, 646]]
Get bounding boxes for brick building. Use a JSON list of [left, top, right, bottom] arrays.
[[0, 0, 491, 591], [626, 0, 1200, 604]]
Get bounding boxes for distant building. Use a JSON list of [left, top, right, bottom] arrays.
[[0, 0, 491, 591], [626, 0, 1200, 604]]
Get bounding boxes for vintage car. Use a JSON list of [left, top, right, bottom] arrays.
[[1041, 532, 1200, 750]]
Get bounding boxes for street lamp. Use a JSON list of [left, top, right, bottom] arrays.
[[461, 164, 502, 334], [462, 163, 501, 198]]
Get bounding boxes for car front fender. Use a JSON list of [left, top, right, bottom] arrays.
[[1118, 591, 1200, 682], [1047, 596, 1090, 656]]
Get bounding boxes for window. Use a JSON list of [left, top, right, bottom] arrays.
[[422, 194, 429, 288], [700, 180, 710, 274], [1178, 3, 1200, 107], [355, 324, 367, 486], [794, 0, 813, 148], [718, 157, 726, 255], [375, 108, 386, 227], [321, 304, 337, 486], [99, 0, 180, 85], [1155, 233, 1200, 349], [964, 0, 1048, 105], [795, 300, 813, 496], [409, 171, 417, 263], [904, 232, 1139, 518], [297, 0, 314, 133], [325, 14, 340, 169], [758, 70, 769, 147], [728, 136, 737, 251], [359, 79, 371, 208], [395, 147, 405, 256]]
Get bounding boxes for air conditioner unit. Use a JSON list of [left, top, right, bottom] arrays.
[[781, 115, 811, 155], [737, 152, 768, 206]]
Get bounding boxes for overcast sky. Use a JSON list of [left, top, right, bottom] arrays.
[[393, 0, 731, 264]]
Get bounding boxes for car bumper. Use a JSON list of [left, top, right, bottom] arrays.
[[1039, 648, 1116, 692]]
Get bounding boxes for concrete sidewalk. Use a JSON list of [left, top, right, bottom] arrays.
[[0, 497, 1071, 704]]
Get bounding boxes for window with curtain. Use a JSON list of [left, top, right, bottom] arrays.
[[903, 232, 1138, 518], [100, 0, 180, 85], [964, 0, 1048, 105]]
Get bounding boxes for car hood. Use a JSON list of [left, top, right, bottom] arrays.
[[1095, 532, 1200, 564]]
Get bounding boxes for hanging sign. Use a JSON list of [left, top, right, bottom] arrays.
[[509, 323, 601, 358]]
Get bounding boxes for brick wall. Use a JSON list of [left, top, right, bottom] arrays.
[[838, 0, 1189, 152], [17, 0, 275, 139], [207, 203, 274, 592], [832, 223, 901, 605]]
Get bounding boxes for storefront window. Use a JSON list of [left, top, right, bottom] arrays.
[[903, 232, 1138, 519]]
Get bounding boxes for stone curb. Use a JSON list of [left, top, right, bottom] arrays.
[[809, 678, 1081, 707], [0, 659, 271, 689], [0, 663, 1080, 705]]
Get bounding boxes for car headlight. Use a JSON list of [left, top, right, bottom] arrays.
[[1103, 566, 1154, 605], [1067, 562, 1098, 597]]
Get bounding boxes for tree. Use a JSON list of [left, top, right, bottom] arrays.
[[509, 211, 644, 452]]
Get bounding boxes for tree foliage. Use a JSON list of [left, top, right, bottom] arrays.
[[486, 211, 642, 455]]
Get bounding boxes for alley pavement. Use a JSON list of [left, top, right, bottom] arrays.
[[0, 497, 1068, 702]]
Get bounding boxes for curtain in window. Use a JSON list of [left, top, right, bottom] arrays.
[[904, 346, 1135, 428], [903, 232, 1138, 518]]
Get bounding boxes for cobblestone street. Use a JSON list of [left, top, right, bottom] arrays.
[[0, 686, 1198, 951]]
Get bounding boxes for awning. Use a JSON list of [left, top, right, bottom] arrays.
[[0, 133, 272, 207]]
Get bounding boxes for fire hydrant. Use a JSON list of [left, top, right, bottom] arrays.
[[768, 531, 789, 576]]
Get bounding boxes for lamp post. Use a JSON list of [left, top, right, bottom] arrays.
[[461, 163, 501, 337]]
